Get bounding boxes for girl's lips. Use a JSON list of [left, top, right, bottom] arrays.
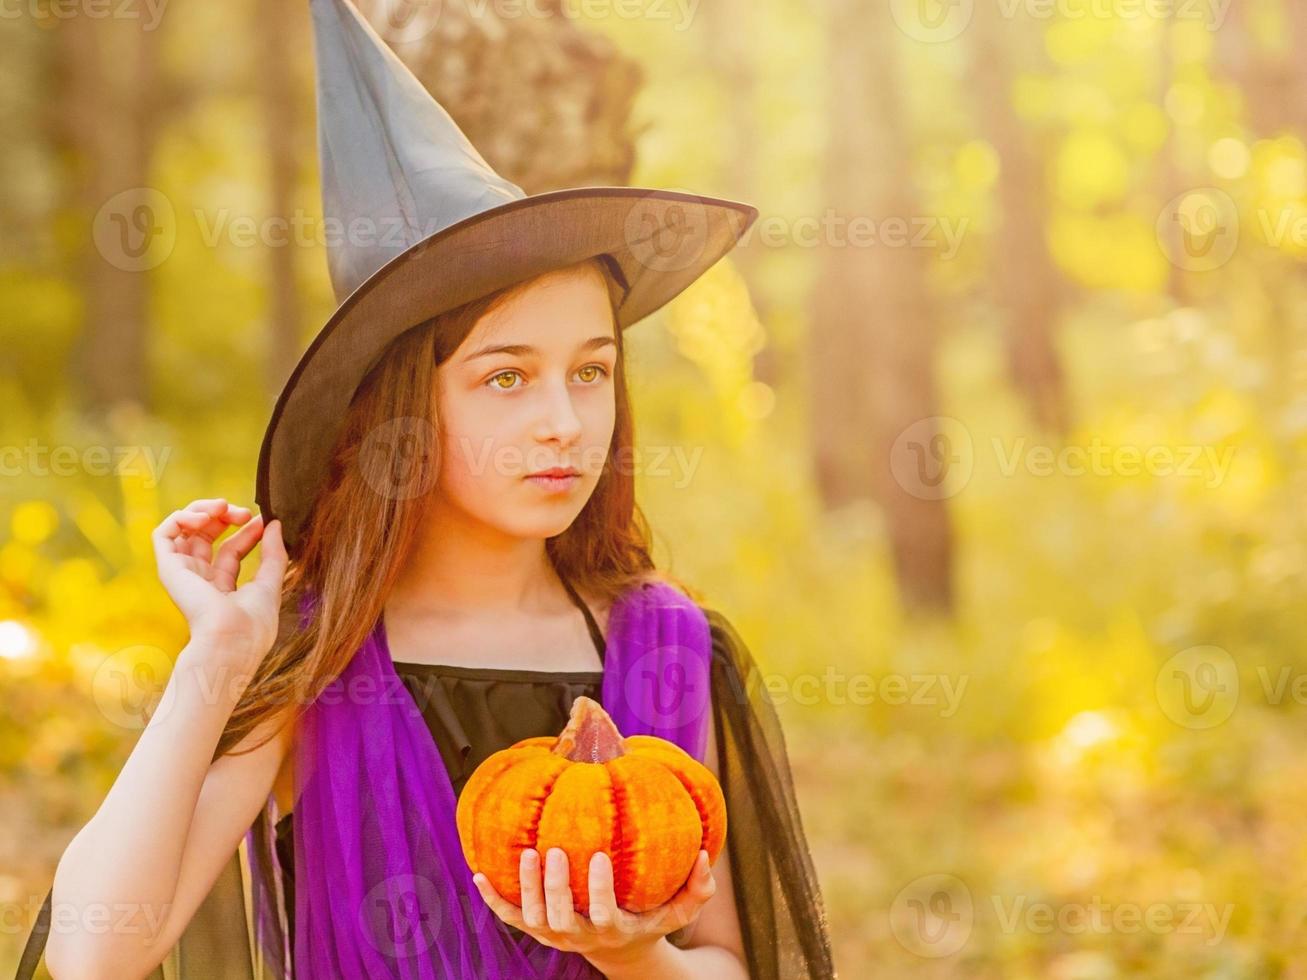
[[526, 472, 580, 493]]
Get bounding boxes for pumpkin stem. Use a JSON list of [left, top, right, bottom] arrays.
[[553, 696, 626, 763]]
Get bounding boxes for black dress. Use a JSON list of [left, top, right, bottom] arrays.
[[268, 582, 839, 977], [272, 578, 609, 949]]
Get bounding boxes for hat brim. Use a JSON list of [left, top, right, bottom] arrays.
[[255, 185, 758, 556]]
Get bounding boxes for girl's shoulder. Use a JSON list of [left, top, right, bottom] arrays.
[[604, 574, 730, 649]]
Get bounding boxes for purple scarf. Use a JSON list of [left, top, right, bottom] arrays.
[[252, 580, 713, 978]]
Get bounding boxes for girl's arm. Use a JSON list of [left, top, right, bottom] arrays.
[[45, 499, 289, 979], [45, 655, 292, 979]]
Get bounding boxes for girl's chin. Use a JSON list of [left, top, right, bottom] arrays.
[[504, 517, 583, 541], [493, 494, 590, 535]]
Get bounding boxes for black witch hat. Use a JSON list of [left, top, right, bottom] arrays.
[[256, 0, 758, 554]]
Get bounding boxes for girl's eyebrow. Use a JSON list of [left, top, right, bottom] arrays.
[[461, 336, 616, 362]]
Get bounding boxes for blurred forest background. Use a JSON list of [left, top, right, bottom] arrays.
[[4, 0, 1307, 976]]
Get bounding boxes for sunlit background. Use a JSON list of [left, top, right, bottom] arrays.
[[5, 0, 1307, 976]]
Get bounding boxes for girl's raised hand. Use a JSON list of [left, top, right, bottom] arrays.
[[151, 498, 288, 658]]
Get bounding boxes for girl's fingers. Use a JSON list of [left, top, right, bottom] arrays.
[[158, 504, 230, 541], [182, 498, 231, 514], [181, 506, 252, 550], [646, 852, 714, 934], [586, 851, 620, 930], [214, 513, 265, 580], [153, 508, 205, 564], [543, 849, 575, 933], [253, 519, 289, 590], [153, 501, 251, 561], [687, 851, 715, 901], [175, 511, 221, 560], [173, 500, 244, 545], [520, 849, 547, 930]]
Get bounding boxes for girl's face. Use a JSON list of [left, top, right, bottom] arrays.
[[432, 262, 619, 539]]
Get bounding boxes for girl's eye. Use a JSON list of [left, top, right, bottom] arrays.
[[576, 364, 610, 384], [487, 370, 523, 390]]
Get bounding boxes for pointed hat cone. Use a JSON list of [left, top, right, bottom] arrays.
[[310, 0, 526, 301]]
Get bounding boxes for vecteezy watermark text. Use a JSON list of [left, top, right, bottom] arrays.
[[0, 440, 173, 488], [890, 418, 1236, 501], [0, 0, 169, 30], [889, 873, 1234, 958]]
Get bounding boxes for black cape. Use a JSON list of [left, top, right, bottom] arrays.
[[699, 605, 838, 978]]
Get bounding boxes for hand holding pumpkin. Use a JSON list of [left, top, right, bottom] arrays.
[[471, 844, 717, 962], [456, 695, 728, 959]]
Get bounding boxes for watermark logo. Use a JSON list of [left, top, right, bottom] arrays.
[[760, 668, 968, 716], [890, 873, 974, 957], [448, 439, 705, 489], [998, 0, 1232, 30], [991, 894, 1233, 945], [890, 0, 974, 43], [1156, 187, 1239, 272], [890, 873, 1234, 955], [736, 210, 970, 258], [620, 644, 712, 731], [372, 0, 702, 38], [359, 417, 440, 502], [373, 0, 444, 43], [890, 418, 1236, 500], [623, 191, 713, 275], [0, 440, 173, 488], [890, 0, 1231, 40], [359, 873, 443, 958], [91, 645, 177, 730], [889, 417, 975, 501], [0, 895, 172, 944], [1155, 645, 1238, 730], [1, 0, 170, 31], [993, 437, 1235, 488], [93, 187, 176, 272]]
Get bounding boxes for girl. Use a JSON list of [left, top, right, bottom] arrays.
[[26, 1, 835, 976], [37, 257, 833, 979]]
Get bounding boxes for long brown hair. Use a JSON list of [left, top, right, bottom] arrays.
[[214, 255, 693, 761]]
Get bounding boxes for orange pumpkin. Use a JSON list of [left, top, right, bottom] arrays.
[[455, 695, 727, 915]]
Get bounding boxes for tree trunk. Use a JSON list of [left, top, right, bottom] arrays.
[[257, 0, 306, 396], [56, 15, 162, 414], [362, 0, 643, 191], [971, 5, 1068, 434], [810, 0, 954, 611], [703, 0, 780, 385], [1212, 0, 1292, 136]]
